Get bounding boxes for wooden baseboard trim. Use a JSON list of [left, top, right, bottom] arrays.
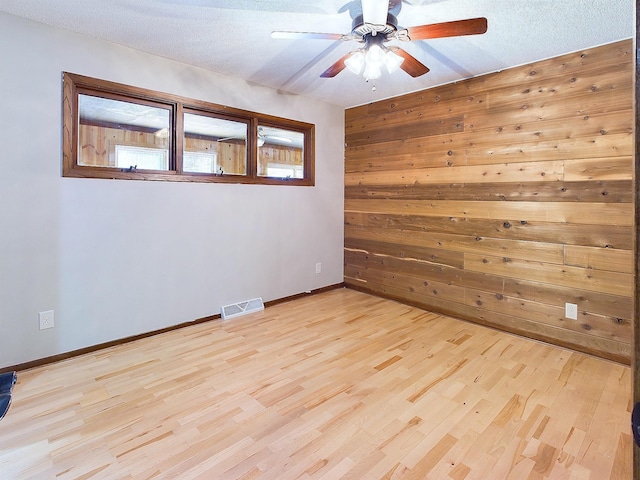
[[0, 283, 345, 374], [264, 283, 345, 308]]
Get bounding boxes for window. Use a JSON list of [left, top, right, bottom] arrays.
[[63, 72, 314, 185], [77, 93, 171, 171], [183, 111, 247, 176], [257, 125, 306, 179]]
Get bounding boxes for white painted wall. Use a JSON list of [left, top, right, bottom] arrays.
[[0, 12, 345, 368]]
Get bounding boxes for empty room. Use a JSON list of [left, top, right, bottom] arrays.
[[0, 1, 636, 479]]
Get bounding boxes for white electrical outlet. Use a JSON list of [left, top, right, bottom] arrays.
[[315, 262, 322, 274], [39, 310, 54, 330], [565, 303, 578, 320]]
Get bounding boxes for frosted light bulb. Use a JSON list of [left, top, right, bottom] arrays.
[[345, 51, 365, 74], [363, 63, 382, 81], [385, 50, 404, 74], [365, 44, 385, 65]]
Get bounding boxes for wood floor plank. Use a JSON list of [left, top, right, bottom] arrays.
[[0, 288, 630, 479]]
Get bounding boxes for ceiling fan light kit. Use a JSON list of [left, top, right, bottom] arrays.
[[272, 0, 487, 83], [345, 34, 405, 81]]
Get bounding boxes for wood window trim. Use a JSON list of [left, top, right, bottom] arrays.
[[62, 72, 315, 186]]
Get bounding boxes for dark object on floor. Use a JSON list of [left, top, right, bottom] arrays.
[[0, 394, 11, 420], [0, 371, 16, 395], [0, 371, 16, 421], [633, 402, 640, 447]]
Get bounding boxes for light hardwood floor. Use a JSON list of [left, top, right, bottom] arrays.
[[0, 288, 631, 479]]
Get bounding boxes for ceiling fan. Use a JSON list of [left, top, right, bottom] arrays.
[[271, 0, 487, 81]]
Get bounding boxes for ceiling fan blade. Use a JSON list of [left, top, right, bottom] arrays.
[[361, 0, 389, 25], [407, 17, 488, 41], [320, 52, 353, 78], [272, 31, 345, 41], [267, 136, 293, 143], [392, 48, 430, 77], [217, 136, 237, 142]]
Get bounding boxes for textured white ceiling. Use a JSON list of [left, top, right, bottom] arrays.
[[0, 0, 634, 108]]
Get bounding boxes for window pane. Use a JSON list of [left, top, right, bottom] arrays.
[[77, 94, 171, 170], [183, 112, 247, 175], [257, 126, 305, 178]]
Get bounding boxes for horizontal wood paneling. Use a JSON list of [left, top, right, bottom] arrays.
[[346, 224, 565, 263], [344, 40, 634, 363], [564, 156, 633, 181], [345, 160, 565, 185], [345, 199, 633, 226], [344, 248, 631, 323], [464, 253, 633, 297], [564, 245, 633, 273], [346, 212, 632, 249], [346, 115, 465, 147], [345, 179, 633, 202]]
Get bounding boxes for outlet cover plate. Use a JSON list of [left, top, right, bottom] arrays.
[[39, 310, 54, 330], [315, 263, 322, 274], [565, 303, 578, 320]]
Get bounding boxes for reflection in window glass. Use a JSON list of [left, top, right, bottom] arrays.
[[77, 94, 170, 169], [183, 112, 247, 175], [184, 151, 218, 174], [267, 165, 303, 179], [115, 145, 168, 170], [257, 126, 305, 178]]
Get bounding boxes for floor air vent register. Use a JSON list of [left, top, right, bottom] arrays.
[[220, 298, 264, 320]]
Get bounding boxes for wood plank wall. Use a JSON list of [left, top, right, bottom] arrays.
[[79, 127, 169, 166], [258, 145, 303, 176], [344, 40, 634, 364], [184, 137, 247, 175]]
